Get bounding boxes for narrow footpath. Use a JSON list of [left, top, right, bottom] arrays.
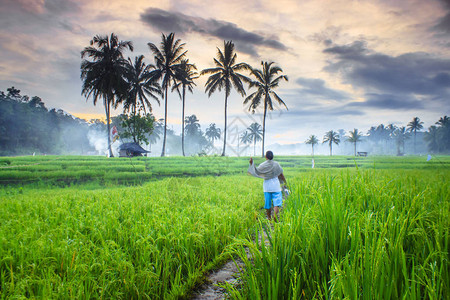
[[191, 224, 271, 299]]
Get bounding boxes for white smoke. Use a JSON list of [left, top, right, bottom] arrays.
[[87, 129, 108, 155]]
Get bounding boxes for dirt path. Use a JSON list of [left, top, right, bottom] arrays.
[[191, 225, 271, 299]]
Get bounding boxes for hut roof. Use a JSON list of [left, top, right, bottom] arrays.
[[119, 143, 150, 154]]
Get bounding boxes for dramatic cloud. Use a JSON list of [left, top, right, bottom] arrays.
[[140, 8, 287, 56], [295, 77, 351, 101], [348, 93, 424, 110], [323, 40, 450, 109], [432, 0, 450, 35]]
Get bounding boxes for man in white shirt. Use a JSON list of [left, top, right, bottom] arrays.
[[248, 151, 287, 221]]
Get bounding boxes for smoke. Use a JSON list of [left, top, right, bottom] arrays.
[[87, 129, 108, 155]]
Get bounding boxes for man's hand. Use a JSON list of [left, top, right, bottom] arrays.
[[249, 157, 253, 165]]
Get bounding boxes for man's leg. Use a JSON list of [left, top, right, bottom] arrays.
[[272, 192, 283, 222], [264, 192, 273, 220], [266, 208, 272, 220], [273, 206, 280, 221]]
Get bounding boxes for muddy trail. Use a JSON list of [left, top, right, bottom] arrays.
[[191, 224, 271, 299]]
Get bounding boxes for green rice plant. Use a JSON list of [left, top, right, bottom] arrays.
[[0, 175, 262, 299], [230, 168, 449, 299]]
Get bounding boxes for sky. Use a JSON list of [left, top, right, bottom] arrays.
[[1, 0, 449, 146]]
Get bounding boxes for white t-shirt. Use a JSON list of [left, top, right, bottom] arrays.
[[263, 177, 281, 192]]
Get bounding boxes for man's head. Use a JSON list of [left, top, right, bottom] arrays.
[[265, 150, 274, 160]]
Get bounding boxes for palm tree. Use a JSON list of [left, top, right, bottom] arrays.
[[201, 41, 251, 156], [424, 126, 439, 153], [247, 122, 263, 156], [244, 61, 288, 157], [184, 114, 201, 136], [240, 131, 252, 156], [407, 117, 424, 154], [323, 130, 340, 156], [172, 59, 198, 156], [205, 123, 221, 145], [148, 33, 187, 156], [305, 135, 319, 157], [392, 126, 410, 155], [346, 129, 363, 156], [123, 55, 161, 142], [124, 55, 161, 115], [81, 33, 133, 157]]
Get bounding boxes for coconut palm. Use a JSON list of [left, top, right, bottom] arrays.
[[323, 130, 340, 156], [424, 126, 439, 153], [205, 123, 221, 145], [201, 41, 251, 156], [247, 122, 263, 156], [392, 126, 410, 155], [123, 55, 161, 143], [148, 33, 187, 156], [240, 131, 252, 156], [305, 135, 319, 157], [81, 33, 133, 157], [184, 114, 201, 137], [407, 117, 424, 154], [244, 61, 288, 157], [346, 129, 363, 156], [124, 55, 161, 115], [172, 59, 198, 156]]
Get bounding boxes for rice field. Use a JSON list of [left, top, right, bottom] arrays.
[[0, 155, 448, 299]]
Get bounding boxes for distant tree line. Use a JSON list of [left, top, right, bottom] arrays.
[[0, 87, 93, 155], [305, 116, 450, 156]]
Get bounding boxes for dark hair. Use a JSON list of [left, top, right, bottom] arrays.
[[265, 150, 274, 160]]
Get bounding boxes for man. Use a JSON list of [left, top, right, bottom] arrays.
[[248, 150, 287, 221]]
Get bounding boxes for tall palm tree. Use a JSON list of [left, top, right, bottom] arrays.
[[244, 61, 288, 157], [123, 55, 161, 143], [124, 55, 161, 116], [407, 117, 424, 154], [247, 122, 263, 156], [305, 135, 319, 157], [346, 129, 363, 156], [81, 33, 133, 157], [323, 130, 340, 156], [201, 40, 251, 156], [205, 123, 221, 145], [148, 33, 187, 156], [172, 59, 198, 156]]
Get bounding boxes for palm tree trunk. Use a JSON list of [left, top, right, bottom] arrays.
[[312, 144, 314, 157], [354, 142, 357, 156], [161, 85, 168, 157], [182, 86, 186, 157], [414, 130, 416, 154], [105, 97, 114, 157], [253, 137, 256, 156], [330, 142, 332, 156], [222, 94, 228, 156], [262, 100, 267, 158]]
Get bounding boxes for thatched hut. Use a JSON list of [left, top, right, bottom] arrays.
[[119, 143, 150, 157]]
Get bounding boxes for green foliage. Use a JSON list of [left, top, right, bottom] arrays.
[[231, 168, 449, 299], [0, 156, 448, 298], [120, 113, 155, 145], [0, 90, 93, 155]]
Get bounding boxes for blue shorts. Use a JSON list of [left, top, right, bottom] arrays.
[[264, 192, 283, 209]]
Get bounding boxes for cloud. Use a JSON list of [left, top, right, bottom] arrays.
[[432, 0, 450, 35], [295, 77, 351, 101], [323, 40, 450, 100], [140, 8, 287, 56], [347, 93, 424, 110]]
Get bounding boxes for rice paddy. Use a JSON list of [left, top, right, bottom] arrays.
[[0, 155, 448, 299]]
